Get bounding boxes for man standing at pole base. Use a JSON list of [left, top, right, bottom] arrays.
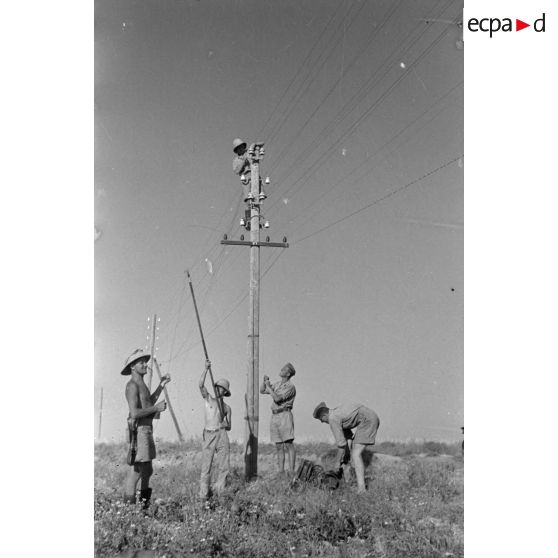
[[122, 349, 170, 508], [199, 360, 232, 500], [313, 401, 380, 494], [260, 363, 297, 475]]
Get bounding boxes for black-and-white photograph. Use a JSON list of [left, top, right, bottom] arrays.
[[95, 0, 464, 556]]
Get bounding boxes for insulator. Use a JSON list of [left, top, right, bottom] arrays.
[[283, 237, 287, 243], [264, 177, 270, 185], [240, 218, 245, 226], [240, 234, 245, 241], [264, 221, 270, 228], [240, 174, 246, 181], [266, 236, 270, 242], [223, 233, 228, 240]]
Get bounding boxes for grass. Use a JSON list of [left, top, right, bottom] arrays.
[[95, 440, 463, 557]]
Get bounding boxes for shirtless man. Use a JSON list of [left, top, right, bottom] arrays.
[[122, 349, 170, 507], [260, 363, 297, 474], [199, 359, 232, 500]]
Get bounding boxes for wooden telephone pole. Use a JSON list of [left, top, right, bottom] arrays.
[[222, 142, 288, 480], [246, 147, 262, 481]]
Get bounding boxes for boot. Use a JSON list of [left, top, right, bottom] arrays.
[[139, 488, 152, 509], [123, 494, 136, 505]]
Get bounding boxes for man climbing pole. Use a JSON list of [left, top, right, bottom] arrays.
[[232, 138, 267, 204]]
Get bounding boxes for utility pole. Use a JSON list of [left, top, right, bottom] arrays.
[[152, 358, 185, 442], [143, 315, 183, 441], [146, 313, 158, 390], [246, 146, 261, 482], [97, 387, 103, 442], [222, 142, 288, 480]]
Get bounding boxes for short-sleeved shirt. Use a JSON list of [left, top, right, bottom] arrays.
[[233, 154, 250, 176], [269, 380, 296, 412], [328, 403, 380, 447]]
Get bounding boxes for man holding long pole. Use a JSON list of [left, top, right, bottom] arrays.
[[187, 270, 232, 498], [198, 359, 232, 499]]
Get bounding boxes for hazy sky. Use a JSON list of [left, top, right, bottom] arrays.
[[95, 0, 464, 444]]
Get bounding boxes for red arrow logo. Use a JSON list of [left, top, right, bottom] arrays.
[[516, 19, 530, 31]]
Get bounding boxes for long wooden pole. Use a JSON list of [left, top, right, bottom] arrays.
[[146, 314, 157, 390], [186, 270, 226, 422], [97, 387, 103, 441], [152, 358, 185, 442], [245, 148, 261, 481]]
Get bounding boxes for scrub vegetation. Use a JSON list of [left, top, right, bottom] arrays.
[[95, 440, 463, 557]]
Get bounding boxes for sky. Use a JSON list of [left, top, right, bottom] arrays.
[[95, 0, 464, 444]]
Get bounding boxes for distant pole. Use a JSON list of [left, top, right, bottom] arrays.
[[97, 387, 103, 442], [152, 358, 185, 442], [147, 313, 157, 390]]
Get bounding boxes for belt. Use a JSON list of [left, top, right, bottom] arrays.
[[272, 408, 292, 415], [137, 424, 153, 430], [204, 427, 226, 433]]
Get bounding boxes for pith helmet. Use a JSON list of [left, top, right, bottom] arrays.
[[312, 401, 328, 419], [215, 378, 231, 397], [233, 138, 247, 153], [121, 349, 151, 376]]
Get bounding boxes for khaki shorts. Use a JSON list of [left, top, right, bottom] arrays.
[[135, 425, 156, 462], [352, 407, 380, 445], [270, 410, 294, 443]]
